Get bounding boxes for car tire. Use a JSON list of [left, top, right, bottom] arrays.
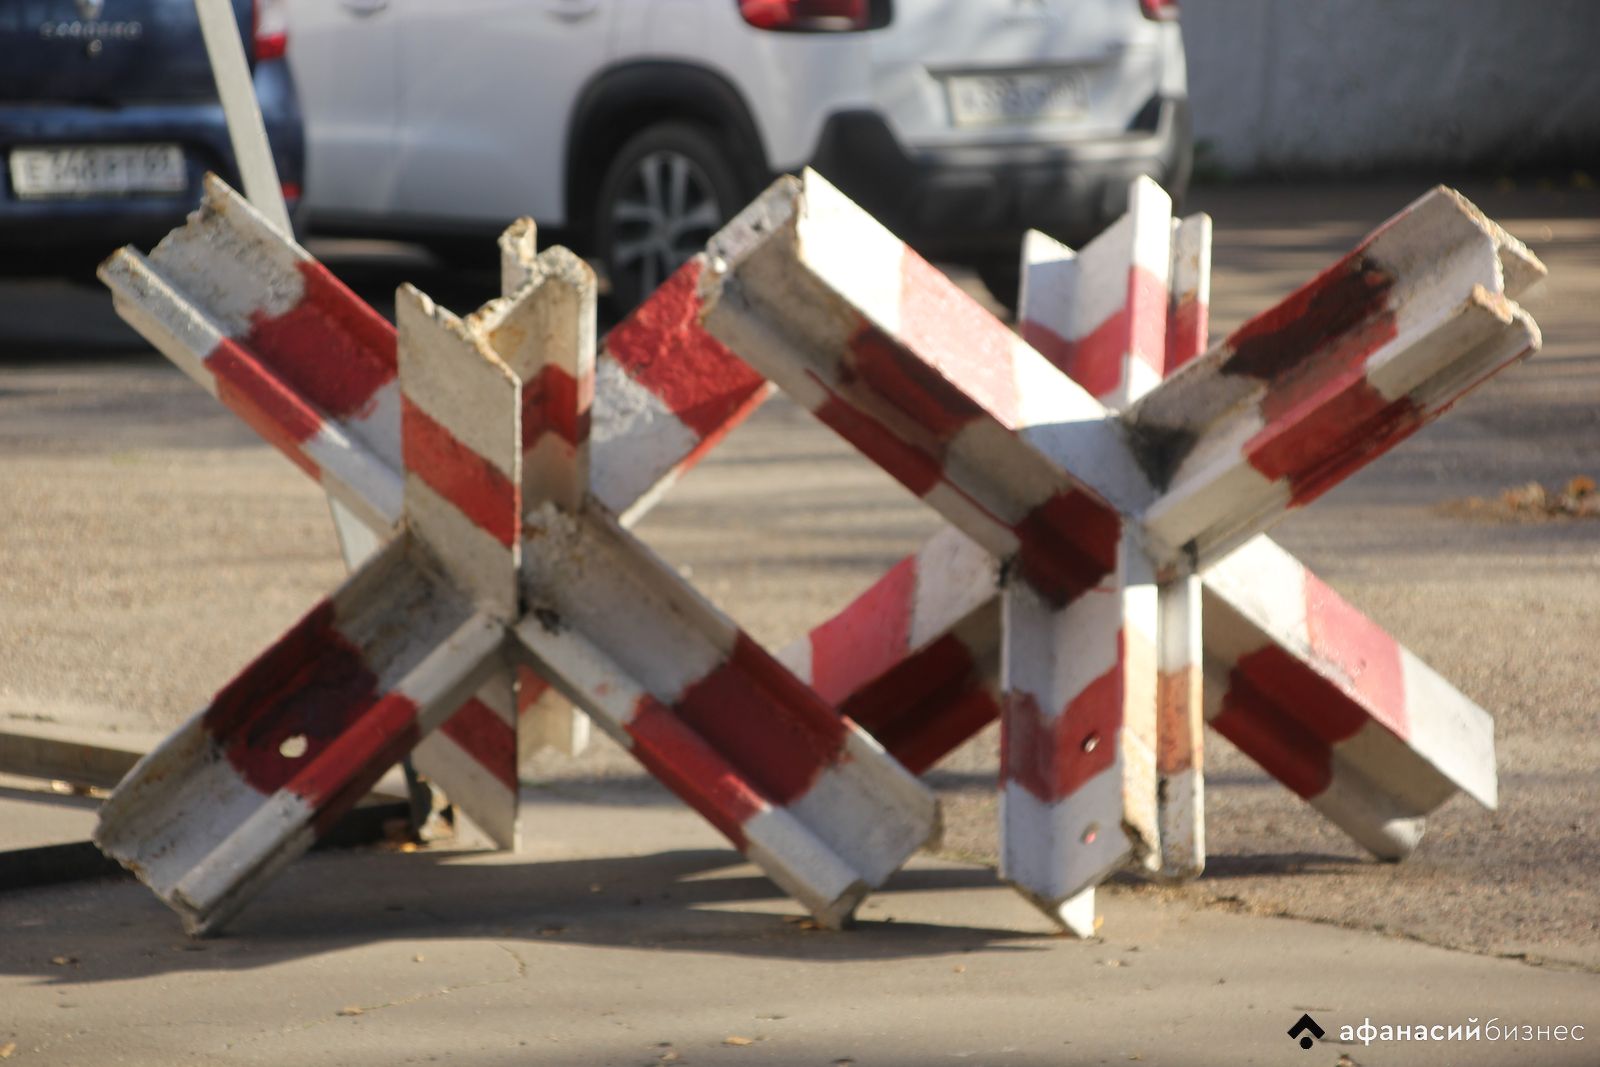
[[594, 122, 747, 311]]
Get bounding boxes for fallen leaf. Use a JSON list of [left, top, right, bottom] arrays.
[[0, 1042, 16, 1059], [49, 956, 76, 967], [337, 1006, 364, 1017], [412, 955, 425, 963], [1568, 475, 1596, 497], [1502, 482, 1546, 511], [833, 1059, 856, 1066], [723, 1036, 754, 1047], [952, 964, 966, 974], [658, 1052, 681, 1063]]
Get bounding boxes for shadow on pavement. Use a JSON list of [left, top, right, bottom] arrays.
[[0, 846, 1049, 987]]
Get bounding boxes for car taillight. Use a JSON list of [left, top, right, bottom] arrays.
[[1139, 0, 1178, 20], [253, 0, 288, 60], [738, 0, 870, 32]]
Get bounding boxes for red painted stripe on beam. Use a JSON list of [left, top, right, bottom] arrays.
[[1013, 489, 1123, 606], [627, 696, 763, 848], [1127, 262, 1170, 379], [1002, 633, 1124, 803], [842, 632, 999, 776], [1211, 648, 1337, 799], [401, 395, 520, 547], [847, 324, 986, 440], [515, 664, 552, 712], [1165, 293, 1208, 375], [1225, 644, 1368, 745], [1303, 573, 1409, 740], [1244, 350, 1419, 509], [300, 693, 421, 836], [807, 554, 917, 705], [1020, 316, 1123, 401], [897, 251, 1023, 427], [439, 697, 519, 794], [673, 634, 848, 805], [1022, 265, 1168, 401], [204, 601, 368, 794], [885, 684, 1001, 778], [1220, 253, 1394, 386], [1156, 666, 1201, 775], [812, 390, 944, 498], [603, 259, 765, 439], [1227, 255, 1405, 507], [520, 364, 590, 451], [674, 383, 772, 479], [817, 366, 1117, 608], [243, 261, 397, 420], [209, 341, 323, 479]]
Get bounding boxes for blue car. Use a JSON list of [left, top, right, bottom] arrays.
[[0, 0, 303, 270]]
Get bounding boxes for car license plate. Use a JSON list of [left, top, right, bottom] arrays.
[[946, 71, 1090, 127], [9, 144, 186, 199]]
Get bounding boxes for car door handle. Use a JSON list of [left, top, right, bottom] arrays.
[[340, 0, 389, 16]]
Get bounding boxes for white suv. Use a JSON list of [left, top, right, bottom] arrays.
[[287, 0, 1190, 307]]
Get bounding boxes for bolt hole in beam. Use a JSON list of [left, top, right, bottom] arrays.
[[1081, 823, 1100, 845], [1082, 733, 1100, 753], [279, 735, 309, 759]]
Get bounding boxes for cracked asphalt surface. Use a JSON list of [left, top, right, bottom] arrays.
[[1, 178, 1597, 1062]]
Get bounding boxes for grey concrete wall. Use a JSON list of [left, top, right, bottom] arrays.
[[1183, 1, 1600, 176]]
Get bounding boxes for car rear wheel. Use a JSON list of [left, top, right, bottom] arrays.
[[595, 122, 744, 310]]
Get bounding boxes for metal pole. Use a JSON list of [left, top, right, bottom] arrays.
[[193, 0, 382, 568], [192, 0, 290, 234]]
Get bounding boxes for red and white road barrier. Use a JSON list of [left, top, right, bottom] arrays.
[[96, 170, 1539, 936], [1018, 177, 1179, 408], [93, 536, 506, 934], [98, 183, 938, 931], [701, 173, 1164, 927], [1128, 188, 1545, 568], [772, 526, 1001, 777], [95, 258, 534, 933], [1019, 177, 1212, 885], [593, 257, 772, 524], [513, 502, 936, 928], [699, 169, 1541, 929], [99, 175, 404, 536], [388, 275, 547, 846], [98, 184, 768, 849], [1201, 536, 1497, 857]]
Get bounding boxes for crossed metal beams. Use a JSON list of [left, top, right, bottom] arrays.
[[92, 173, 1539, 935]]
